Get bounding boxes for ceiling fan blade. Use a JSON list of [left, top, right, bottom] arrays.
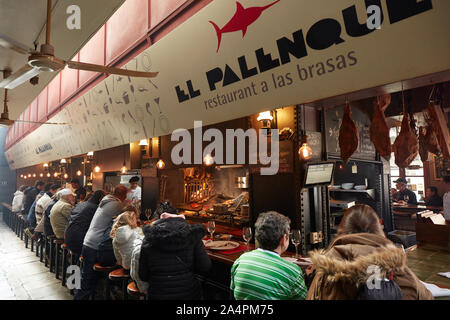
[[0, 65, 41, 89], [0, 34, 34, 55], [66, 61, 158, 78], [14, 119, 68, 125]]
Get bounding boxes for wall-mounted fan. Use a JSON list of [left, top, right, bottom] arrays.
[[0, 0, 158, 89], [0, 86, 67, 128]]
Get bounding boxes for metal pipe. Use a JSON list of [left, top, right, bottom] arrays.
[[46, 0, 52, 45]]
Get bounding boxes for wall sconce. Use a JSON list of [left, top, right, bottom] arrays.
[[121, 162, 127, 174], [43, 163, 49, 168], [60, 158, 67, 164], [87, 151, 94, 157], [139, 139, 149, 146], [203, 154, 214, 166], [156, 159, 165, 170], [257, 111, 274, 129]]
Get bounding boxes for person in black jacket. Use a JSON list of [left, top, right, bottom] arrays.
[[65, 190, 106, 255], [139, 212, 212, 300], [22, 181, 45, 218]]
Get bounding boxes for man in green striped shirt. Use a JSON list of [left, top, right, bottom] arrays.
[[231, 211, 308, 300]]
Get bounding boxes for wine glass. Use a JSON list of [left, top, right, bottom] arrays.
[[290, 229, 301, 259], [145, 209, 152, 221], [207, 220, 216, 241], [243, 227, 252, 251]]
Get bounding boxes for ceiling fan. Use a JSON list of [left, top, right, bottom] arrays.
[[0, 0, 158, 90], [1, 83, 67, 127]]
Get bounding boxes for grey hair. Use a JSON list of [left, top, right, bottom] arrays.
[[255, 211, 291, 251]]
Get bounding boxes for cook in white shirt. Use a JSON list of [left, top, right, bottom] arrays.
[[126, 176, 142, 202]]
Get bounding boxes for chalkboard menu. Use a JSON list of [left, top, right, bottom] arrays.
[[325, 105, 377, 161]]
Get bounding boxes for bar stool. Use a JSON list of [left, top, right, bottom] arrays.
[[127, 281, 147, 300], [109, 268, 130, 300], [61, 243, 71, 286], [93, 264, 117, 300], [47, 235, 56, 272], [54, 239, 64, 279]]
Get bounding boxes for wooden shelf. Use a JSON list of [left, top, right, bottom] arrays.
[[329, 188, 376, 200]]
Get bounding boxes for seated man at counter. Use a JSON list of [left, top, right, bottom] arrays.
[[50, 188, 75, 239], [230, 211, 307, 300], [444, 176, 450, 220], [422, 186, 443, 207], [71, 178, 87, 203], [392, 178, 417, 205]]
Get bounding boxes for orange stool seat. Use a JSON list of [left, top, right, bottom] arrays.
[[127, 282, 146, 297], [93, 263, 117, 273], [109, 268, 130, 280]]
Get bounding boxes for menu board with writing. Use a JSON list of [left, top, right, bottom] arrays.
[[325, 105, 376, 161]]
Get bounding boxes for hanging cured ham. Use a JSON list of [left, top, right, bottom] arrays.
[[370, 94, 391, 161], [424, 123, 441, 156], [393, 111, 419, 168], [339, 102, 359, 163]]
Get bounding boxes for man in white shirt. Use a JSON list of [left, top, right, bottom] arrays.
[[126, 176, 142, 203], [443, 176, 450, 220]]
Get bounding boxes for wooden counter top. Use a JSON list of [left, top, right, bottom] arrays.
[[393, 203, 443, 213]]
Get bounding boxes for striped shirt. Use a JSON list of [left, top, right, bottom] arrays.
[[230, 249, 307, 300]]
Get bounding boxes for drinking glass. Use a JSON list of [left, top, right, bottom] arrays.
[[290, 229, 301, 259], [243, 227, 252, 251], [404, 195, 409, 203], [145, 208, 152, 221], [207, 220, 216, 241]]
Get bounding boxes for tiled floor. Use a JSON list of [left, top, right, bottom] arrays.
[[0, 213, 73, 300]]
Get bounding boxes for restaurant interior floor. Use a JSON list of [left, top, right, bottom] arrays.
[[0, 213, 72, 300]]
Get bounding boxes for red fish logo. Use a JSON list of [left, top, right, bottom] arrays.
[[209, 0, 281, 52]]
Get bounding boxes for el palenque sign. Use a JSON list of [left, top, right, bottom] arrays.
[[6, 0, 450, 169]]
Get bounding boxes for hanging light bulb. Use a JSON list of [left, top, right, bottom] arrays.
[[298, 135, 312, 161], [24, 176, 27, 180], [28, 174, 31, 178], [47, 173, 51, 178], [203, 154, 214, 166], [54, 172, 58, 177], [63, 173, 68, 179], [40, 173, 44, 178], [20, 174, 24, 178], [32, 173, 36, 178], [94, 165, 101, 173], [156, 159, 165, 170], [121, 164, 127, 174], [76, 170, 82, 176]]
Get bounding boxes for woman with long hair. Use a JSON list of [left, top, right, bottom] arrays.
[[306, 204, 432, 300]]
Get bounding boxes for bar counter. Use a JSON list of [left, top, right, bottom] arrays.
[[393, 203, 443, 214]]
